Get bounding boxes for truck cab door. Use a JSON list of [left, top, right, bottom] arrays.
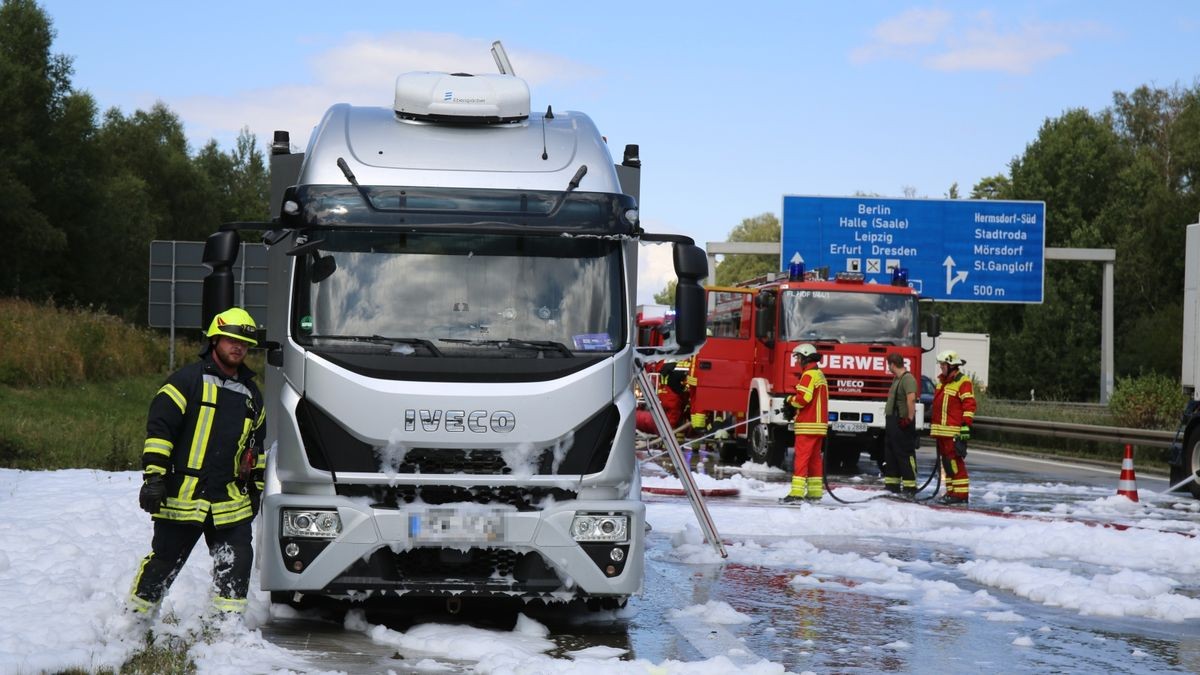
[[691, 288, 757, 414]]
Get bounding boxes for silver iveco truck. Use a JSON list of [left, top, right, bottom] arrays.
[[200, 43, 706, 611]]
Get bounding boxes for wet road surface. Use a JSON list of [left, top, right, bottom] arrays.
[[261, 445, 1200, 673]]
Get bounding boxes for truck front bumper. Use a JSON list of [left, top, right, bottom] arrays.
[[257, 492, 644, 601]]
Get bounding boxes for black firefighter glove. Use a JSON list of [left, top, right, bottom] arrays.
[[954, 424, 970, 458], [782, 403, 797, 421], [139, 474, 166, 514]]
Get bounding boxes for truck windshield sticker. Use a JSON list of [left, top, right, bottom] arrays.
[[573, 333, 613, 351]]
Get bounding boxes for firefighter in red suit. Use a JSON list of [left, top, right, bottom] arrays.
[[636, 360, 688, 435], [780, 344, 828, 504], [930, 349, 977, 505]]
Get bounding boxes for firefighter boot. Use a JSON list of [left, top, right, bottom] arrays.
[[779, 476, 807, 504], [804, 477, 824, 502], [936, 493, 969, 506]]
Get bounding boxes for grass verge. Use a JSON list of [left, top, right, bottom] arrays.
[[0, 374, 162, 470]]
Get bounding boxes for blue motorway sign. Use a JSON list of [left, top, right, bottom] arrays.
[[781, 196, 1045, 303]]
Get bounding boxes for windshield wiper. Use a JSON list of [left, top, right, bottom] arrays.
[[439, 338, 574, 357], [310, 334, 444, 357]]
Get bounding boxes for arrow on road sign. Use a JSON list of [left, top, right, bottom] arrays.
[[943, 256, 968, 295]]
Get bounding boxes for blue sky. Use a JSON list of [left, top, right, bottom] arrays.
[[37, 1, 1200, 302]]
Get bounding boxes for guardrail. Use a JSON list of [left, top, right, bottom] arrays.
[[973, 415, 1177, 449], [987, 399, 1107, 410]]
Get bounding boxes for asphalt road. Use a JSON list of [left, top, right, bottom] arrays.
[[259, 446, 1200, 673]]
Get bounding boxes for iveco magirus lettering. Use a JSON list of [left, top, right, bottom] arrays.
[[403, 409, 516, 433], [197, 41, 707, 613]]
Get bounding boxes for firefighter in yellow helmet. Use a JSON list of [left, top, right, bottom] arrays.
[[127, 307, 266, 624], [931, 349, 976, 505], [780, 343, 828, 504]]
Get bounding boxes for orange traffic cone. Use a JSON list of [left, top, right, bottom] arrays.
[[1116, 444, 1139, 502]]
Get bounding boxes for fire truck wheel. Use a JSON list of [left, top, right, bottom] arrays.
[[747, 417, 788, 469], [1184, 428, 1200, 500], [718, 441, 746, 465], [824, 438, 862, 475]]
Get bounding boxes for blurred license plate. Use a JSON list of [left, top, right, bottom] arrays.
[[410, 509, 503, 543], [830, 421, 868, 433]]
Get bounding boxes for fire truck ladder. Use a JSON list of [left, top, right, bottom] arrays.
[[634, 363, 727, 558]]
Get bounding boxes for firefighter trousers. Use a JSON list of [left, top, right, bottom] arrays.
[[882, 415, 919, 492], [129, 515, 253, 614], [789, 434, 825, 498], [935, 436, 970, 499]]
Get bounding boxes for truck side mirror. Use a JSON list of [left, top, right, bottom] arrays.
[[672, 243, 708, 353], [926, 313, 941, 339], [201, 229, 240, 330], [754, 291, 776, 346]]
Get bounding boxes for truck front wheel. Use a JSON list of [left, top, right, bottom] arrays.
[[747, 404, 789, 469], [1183, 429, 1200, 500]]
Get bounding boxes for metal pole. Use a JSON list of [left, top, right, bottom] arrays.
[[169, 242, 177, 371], [238, 243, 247, 309], [635, 362, 726, 557], [1102, 260, 1114, 404]]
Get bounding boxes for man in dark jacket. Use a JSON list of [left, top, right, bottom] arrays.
[[127, 307, 266, 620]]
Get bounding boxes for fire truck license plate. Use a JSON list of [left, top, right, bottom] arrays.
[[830, 421, 868, 433], [410, 509, 504, 543]]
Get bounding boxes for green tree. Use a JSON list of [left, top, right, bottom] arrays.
[[713, 213, 781, 286], [969, 174, 1011, 200], [97, 103, 221, 242], [195, 127, 269, 226], [981, 109, 1128, 399], [1101, 84, 1200, 378], [0, 0, 76, 296], [653, 280, 676, 305]]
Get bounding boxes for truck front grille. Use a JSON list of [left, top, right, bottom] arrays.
[[334, 483, 577, 511], [327, 546, 563, 595]]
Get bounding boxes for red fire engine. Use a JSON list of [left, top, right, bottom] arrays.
[[690, 269, 939, 471]]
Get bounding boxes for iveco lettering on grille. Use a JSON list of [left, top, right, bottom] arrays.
[[403, 409, 516, 433]]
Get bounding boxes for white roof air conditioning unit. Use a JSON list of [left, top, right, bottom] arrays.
[[394, 72, 530, 124]]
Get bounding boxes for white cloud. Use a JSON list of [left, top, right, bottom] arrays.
[[635, 217, 712, 307], [850, 7, 952, 64], [637, 240, 677, 307], [925, 25, 1069, 75], [172, 32, 600, 151], [878, 7, 954, 45], [850, 7, 1103, 75]]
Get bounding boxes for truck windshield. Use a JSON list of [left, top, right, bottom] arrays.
[[779, 289, 917, 345], [293, 230, 623, 356]]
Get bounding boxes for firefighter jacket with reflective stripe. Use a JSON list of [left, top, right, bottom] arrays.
[[141, 353, 265, 528], [930, 371, 976, 438], [788, 366, 828, 436]]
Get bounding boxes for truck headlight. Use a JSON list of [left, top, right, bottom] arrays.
[[571, 513, 629, 543], [282, 509, 342, 539]]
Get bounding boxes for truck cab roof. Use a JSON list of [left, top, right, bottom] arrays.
[[300, 104, 623, 194]]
